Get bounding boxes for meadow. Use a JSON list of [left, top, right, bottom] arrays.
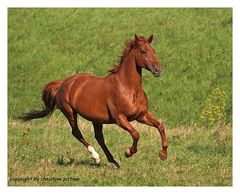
[[8, 118, 231, 186], [8, 8, 232, 186]]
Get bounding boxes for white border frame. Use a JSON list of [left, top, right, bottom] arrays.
[[1, 1, 239, 194], [1, 0, 237, 8]]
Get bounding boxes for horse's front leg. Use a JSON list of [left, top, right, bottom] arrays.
[[116, 114, 139, 158], [138, 111, 168, 160]]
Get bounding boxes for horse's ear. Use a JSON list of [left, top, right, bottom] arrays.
[[147, 34, 153, 43], [135, 34, 139, 42]]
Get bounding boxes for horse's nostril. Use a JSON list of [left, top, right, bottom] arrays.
[[151, 66, 161, 77], [153, 66, 160, 73]]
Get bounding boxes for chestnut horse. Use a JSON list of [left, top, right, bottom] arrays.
[[20, 34, 168, 168]]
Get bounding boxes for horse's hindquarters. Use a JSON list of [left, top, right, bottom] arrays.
[[56, 74, 113, 123]]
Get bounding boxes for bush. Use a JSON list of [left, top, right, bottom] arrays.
[[200, 88, 227, 127]]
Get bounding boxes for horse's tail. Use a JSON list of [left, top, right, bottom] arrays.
[[19, 80, 62, 122]]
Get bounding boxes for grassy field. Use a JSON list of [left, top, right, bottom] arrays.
[[8, 8, 232, 186], [8, 8, 232, 126], [8, 116, 232, 186]]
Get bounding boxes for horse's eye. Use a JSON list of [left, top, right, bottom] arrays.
[[141, 50, 147, 54]]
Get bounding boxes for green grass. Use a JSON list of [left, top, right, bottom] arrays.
[[8, 8, 232, 186], [8, 8, 232, 126], [8, 117, 232, 186]]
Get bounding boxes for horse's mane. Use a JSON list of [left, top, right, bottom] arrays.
[[108, 36, 146, 74]]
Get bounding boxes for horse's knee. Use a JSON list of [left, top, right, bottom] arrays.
[[132, 130, 139, 141], [157, 123, 165, 132]]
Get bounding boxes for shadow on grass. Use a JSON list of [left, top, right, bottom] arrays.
[[56, 155, 102, 168]]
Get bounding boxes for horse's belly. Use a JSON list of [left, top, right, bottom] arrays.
[[72, 88, 112, 123], [76, 100, 112, 123]]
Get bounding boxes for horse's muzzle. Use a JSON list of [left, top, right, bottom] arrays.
[[151, 65, 162, 77]]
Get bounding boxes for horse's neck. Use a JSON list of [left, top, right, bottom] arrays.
[[117, 53, 142, 90]]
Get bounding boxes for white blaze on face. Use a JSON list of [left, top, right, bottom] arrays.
[[87, 145, 100, 164]]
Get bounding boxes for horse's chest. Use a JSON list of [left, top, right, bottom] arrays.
[[126, 90, 148, 119]]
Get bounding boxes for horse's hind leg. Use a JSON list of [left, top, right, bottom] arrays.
[[61, 104, 101, 164], [93, 122, 120, 168]]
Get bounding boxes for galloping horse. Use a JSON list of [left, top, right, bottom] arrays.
[[20, 34, 168, 168]]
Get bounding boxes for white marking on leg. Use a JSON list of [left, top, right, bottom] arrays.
[[87, 145, 101, 164]]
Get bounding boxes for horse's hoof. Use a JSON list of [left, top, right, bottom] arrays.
[[159, 151, 167, 161], [111, 162, 120, 169], [124, 148, 132, 158], [107, 162, 120, 169], [93, 157, 101, 164]]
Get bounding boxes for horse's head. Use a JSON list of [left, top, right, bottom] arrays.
[[134, 34, 162, 77]]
